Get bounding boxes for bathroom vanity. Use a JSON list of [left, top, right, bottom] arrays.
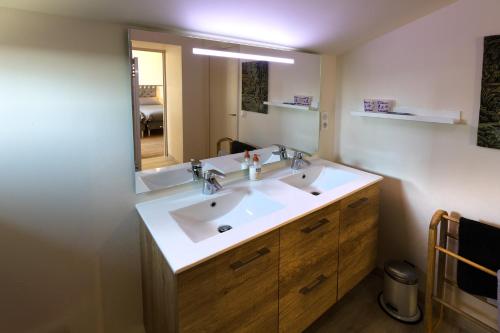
[[137, 158, 382, 333], [131, 28, 381, 333]]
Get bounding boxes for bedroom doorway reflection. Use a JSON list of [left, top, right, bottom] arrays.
[[132, 47, 178, 170]]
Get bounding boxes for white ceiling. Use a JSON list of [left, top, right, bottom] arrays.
[[0, 0, 456, 54]]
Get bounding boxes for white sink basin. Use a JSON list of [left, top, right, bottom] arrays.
[[170, 188, 284, 243], [280, 166, 359, 196], [139, 163, 193, 191]]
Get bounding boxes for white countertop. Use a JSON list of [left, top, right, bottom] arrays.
[[135, 158, 382, 274]]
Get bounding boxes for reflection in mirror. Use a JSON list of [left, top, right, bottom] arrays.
[[129, 29, 321, 194], [131, 49, 167, 170]]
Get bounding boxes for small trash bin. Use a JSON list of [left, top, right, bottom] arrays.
[[378, 260, 422, 323]]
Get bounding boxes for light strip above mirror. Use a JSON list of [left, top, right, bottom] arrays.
[[192, 48, 294, 64]]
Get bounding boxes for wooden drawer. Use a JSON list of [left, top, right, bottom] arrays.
[[279, 203, 340, 333], [215, 230, 279, 332], [338, 184, 379, 299], [178, 259, 217, 332], [178, 231, 279, 333]]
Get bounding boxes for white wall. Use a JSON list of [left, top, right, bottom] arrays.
[[318, 55, 337, 161], [0, 8, 144, 333], [238, 49, 321, 153], [239, 107, 320, 153], [164, 45, 184, 162], [131, 50, 163, 86], [336, 0, 500, 292]]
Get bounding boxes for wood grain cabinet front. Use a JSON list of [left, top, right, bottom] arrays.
[[141, 183, 380, 333], [142, 227, 280, 333], [212, 230, 279, 332], [279, 203, 340, 333], [178, 230, 280, 333], [338, 184, 380, 299]]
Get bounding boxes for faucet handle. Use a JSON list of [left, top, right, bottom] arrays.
[[188, 159, 203, 180], [190, 158, 202, 167], [292, 149, 312, 158], [272, 144, 289, 160], [203, 169, 225, 180], [272, 144, 286, 153], [290, 149, 312, 170]]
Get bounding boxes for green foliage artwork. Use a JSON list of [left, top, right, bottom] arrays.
[[478, 35, 500, 149], [241, 61, 269, 114]]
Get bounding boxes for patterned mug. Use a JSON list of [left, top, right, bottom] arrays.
[[294, 95, 313, 106], [364, 99, 376, 112], [376, 99, 393, 112]]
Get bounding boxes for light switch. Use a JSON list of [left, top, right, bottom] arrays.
[[321, 112, 328, 129]]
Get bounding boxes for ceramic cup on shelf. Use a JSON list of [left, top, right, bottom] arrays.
[[294, 95, 313, 106], [376, 99, 393, 112], [364, 99, 376, 112]]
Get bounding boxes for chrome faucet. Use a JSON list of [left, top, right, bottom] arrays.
[[272, 144, 289, 160], [188, 159, 203, 181], [202, 169, 225, 195], [291, 150, 311, 170]]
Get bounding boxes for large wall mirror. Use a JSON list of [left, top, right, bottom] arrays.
[[129, 29, 321, 194]]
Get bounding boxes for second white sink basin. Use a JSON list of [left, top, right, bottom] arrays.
[[170, 188, 285, 243], [140, 163, 193, 191], [280, 165, 360, 196]]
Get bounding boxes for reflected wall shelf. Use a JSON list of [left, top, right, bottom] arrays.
[[264, 101, 319, 112], [350, 110, 461, 125]]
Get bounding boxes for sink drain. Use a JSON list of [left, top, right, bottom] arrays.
[[310, 191, 321, 196], [218, 225, 232, 233]]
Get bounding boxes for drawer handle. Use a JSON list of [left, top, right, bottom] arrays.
[[301, 218, 330, 234], [348, 197, 369, 209], [299, 274, 328, 295], [229, 247, 270, 271]]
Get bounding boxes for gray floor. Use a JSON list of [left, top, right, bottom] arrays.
[[306, 273, 477, 333]]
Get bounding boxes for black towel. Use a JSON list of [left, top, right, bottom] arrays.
[[457, 217, 500, 299], [230, 141, 257, 154]]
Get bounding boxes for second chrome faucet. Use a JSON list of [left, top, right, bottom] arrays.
[[202, 169, 225, 195], [272, 144, 289, 161], [272, 144, 311, 170], [291, 151, 311, 170], [272, 144, 312, 170]]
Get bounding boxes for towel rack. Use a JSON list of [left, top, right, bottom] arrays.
[[425, 210, 498, 333]]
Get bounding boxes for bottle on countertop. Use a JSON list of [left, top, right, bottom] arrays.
[[241, 150, 251, 170], [249, 154, 262, 181]]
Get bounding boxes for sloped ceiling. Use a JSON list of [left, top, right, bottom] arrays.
[[0, 0, 456, 53]]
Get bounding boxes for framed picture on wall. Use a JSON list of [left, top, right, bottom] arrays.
[[241, 61, 269, 114], [477, 35, 500, 150]]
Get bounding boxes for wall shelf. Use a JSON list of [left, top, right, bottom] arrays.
[[350, 110, 461, 125], [264, 101, 319, 112]]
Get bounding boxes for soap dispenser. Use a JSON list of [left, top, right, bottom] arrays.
[[241, 150, 251, 170], [249, 154, 262, 181]]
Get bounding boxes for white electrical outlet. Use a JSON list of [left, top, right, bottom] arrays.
[[321, 112, 328, 129]]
